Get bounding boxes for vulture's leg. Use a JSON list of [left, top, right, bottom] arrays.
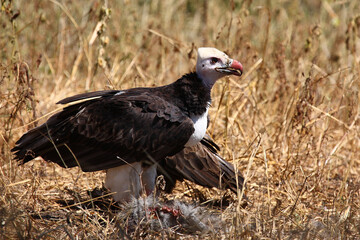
[[105, 162, 142, 202]]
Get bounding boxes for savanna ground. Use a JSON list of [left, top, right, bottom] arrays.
[[1, 0, 360, 239]]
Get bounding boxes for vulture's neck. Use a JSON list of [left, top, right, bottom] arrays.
[[158, 72, 211, 116]]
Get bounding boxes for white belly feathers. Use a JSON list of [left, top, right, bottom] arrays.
[[185, 107, 209, 147]]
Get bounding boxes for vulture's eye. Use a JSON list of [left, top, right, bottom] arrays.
[[210, 57, 219, 65]]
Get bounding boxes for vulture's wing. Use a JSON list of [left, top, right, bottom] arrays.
[[12, 90, 194, 172], [160, 135, 244, 194]]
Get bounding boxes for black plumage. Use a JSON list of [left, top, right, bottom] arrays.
[[160, 135, 244, 194], [12, 73, 209, 172]]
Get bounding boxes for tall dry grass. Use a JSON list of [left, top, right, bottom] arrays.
[[1, 0, 359, 238]]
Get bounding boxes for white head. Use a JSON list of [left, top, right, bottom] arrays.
[[196, 47, 243, 89]]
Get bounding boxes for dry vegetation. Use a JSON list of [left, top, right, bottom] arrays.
[[1, 0, 360, 239]]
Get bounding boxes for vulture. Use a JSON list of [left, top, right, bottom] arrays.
[[12, 47, 245, 202]]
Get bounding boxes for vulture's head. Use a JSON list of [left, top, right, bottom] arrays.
[[196, 47, 243, 89]]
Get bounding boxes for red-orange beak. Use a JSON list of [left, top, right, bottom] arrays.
[[215, 59, 243, 76]]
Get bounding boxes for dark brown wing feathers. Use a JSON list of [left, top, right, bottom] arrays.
[[12, 90, 194, 172], [57, 90, 119, 104], [160, 136, 245, 194]]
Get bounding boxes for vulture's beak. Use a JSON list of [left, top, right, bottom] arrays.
[[216, 59, 243, 76]]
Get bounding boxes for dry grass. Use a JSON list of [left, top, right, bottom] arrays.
[[1, 0, 360, 239]]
